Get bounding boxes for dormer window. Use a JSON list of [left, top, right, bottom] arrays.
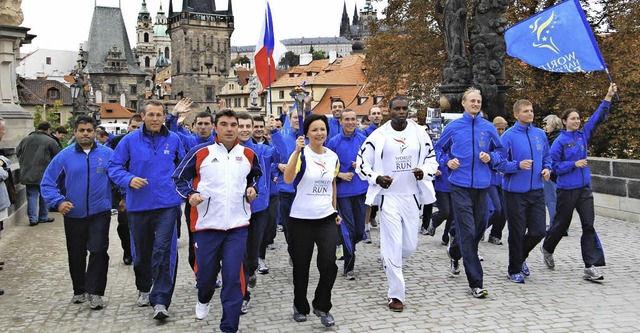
[[358, 96, 368, 105], [47, 88, 60, 99], [375, 96, 383, 104]]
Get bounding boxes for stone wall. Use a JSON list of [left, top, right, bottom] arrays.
[[589, 157, 640, 223]]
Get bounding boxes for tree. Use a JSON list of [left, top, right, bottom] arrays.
[[33, 100, 63, 129], [365, 0, 640, 158], [230, 55, 251, 67], [278, 51, 300, 68], [312, 50, 326, 60]]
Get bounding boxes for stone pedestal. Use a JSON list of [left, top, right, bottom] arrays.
[[0, 24, 35, 226], [246, 105, 263, 117]]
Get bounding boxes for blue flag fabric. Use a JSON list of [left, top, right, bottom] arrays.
[[504, 0, 607, 73]]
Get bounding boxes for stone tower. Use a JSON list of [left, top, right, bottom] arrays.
[[339, 1, 351, 39], [168, 0, 234, 112], [136, 0, 155, 72]]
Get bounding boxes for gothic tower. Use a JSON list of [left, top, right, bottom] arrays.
[[168, 0, 234, 111], [136, 0, 156, 73], [339, 1, 351, 39]]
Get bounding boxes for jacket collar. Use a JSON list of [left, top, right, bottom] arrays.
[[73, 141, 97, 152], [141, 123, 169, 137]]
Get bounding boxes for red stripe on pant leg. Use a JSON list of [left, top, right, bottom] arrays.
[[239, 263, 246, 297]]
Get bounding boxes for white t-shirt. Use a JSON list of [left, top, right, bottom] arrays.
[[381, 126, 420, 195], [289, 146, 340, 219]]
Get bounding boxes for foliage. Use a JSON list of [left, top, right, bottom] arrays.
[[33, 100, 63, 130], [231, 55, 251, 67], [278, 51, 300, 68], [312, 50, 327, 60], [365, 0, 640, 158]]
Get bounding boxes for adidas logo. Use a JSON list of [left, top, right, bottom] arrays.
[[212, 158, 219, 162]]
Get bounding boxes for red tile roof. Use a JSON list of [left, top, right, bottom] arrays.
[[271, 55, 366, 88], [97, 103, 136, 119], [313, 86, 383, 116], [17, 78, 73, 106]]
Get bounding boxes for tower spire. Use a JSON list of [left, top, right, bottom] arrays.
[[227, 0, 233, 16]]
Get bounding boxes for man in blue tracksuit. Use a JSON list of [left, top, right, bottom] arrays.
[[497, 100, 551, 283], [434, 88, 504, 298], [327, 98, 345, 140], [108, 100, 185, 320], [326, 109, 368, 280], [41, 115, 113, 310], [236, 112, 275, 314]]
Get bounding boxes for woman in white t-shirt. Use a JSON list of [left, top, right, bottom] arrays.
[[283, 114, 341, 327]]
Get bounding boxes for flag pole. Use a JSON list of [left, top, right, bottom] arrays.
[[268, 57, 274, 116], [604, 68, 620, 101]]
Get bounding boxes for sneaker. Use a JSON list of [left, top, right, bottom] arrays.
[[39, 217, 55, 223], [268, 243, 277, 251], [89, 294, 104, 310], [449, 259, 461, 276], [123, 255, 132, 265], [72, 293, 87, 304], [583, 266, 604, 281], [440, 239, 448, 246], [345, 271, 356, 280], [487, 236, 503, 245], [426, 223, 435, 236], [364, 230, 372, 244], [521, 262, 530, 277], [477, 252, 484, 261], [136, 291, 150, 307], [507, 273, 525, 283], [470, 287, 488, 298], [248, 273, 257, 288], [420, 227, 429, 235], [153, 304, 169, 320], [215, 278, 222, 288], [336, 245, 344, 260], [388, 298, 404, 312], [292, 306, 307, 322], [313, 309, 335, 327], [370, 217, 378, 228], [540, 245, 555, 269], [257, 258, 269, 274], [195, 301, 210, 320], [277, 225, 283, 232], [240, 299, 250, 315]]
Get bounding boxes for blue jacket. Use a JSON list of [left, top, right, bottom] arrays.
[[363, 123, 380, 137], [434, 150, 451, 193], [434, 112, 504, 189], [327, 117, 341, 141], [326, 130, 368, 198], [551, 101, 611, 190], [108, 124, 185, 212], [165, 114, 215, 152], [241, 139, 275, 213], [498, 122, 552, 193], [271, 128, 298, 194], [41, 143, 113, 218]]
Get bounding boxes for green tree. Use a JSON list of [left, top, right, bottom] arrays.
[[278, 51, 300, 68], [312, 50, 326, 60], [230, 55, 251, 67], [33, 100, 63, 129]]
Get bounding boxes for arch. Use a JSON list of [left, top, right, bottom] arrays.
[[144, 32, 149, 43], [164, 47, 170, 60], [145, 56, 150, 68]]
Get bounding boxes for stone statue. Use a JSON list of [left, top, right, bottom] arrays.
[[0, 0, 24, 26], [438, 0, 468, 61], [248, 75, 258, 107]]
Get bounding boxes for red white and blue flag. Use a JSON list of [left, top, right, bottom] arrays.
[[254, 1, 286, 89]]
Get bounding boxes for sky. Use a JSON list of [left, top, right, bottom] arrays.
[[20, 0, 387, 53]]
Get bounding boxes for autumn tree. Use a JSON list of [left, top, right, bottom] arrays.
[[366, 0, 639, 158]]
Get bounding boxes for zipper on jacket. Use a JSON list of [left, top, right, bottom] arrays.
[[526, 127, 534, 191], [202, 197, 211, 218], [576, 131, 585, 187], [86, 152, 90, 217], [471, 117, 475, 187]]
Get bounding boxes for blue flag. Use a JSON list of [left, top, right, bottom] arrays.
[[504, 0, 607, 73]]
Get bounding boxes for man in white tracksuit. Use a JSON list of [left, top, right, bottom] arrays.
[[356, 96, 438, 312]]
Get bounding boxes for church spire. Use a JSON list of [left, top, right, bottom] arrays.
[[353, 3, 359, 25], [339, 0, 351, 39]]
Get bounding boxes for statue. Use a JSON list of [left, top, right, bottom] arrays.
[[248, 75, 258, 107], [438, 0, 468, 62], [0, 0, 24, 26]]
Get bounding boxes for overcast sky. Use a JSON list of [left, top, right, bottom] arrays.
[[20, 0, 387, 53]]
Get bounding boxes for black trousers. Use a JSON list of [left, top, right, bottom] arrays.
[[184, 201, 196, 271], [432, 191, 454, 243], [543, 186, 606, 267], [289, 214, 338, 314], [259, 194, 279, 259], [504, 189, 546, 275], [64, 211, 111, 296], [243, 209, 269, 301]]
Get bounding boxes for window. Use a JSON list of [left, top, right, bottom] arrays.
[[226, 98, 231, 107], [234, 98, 240, 107], [106, 108, 114, 113], [47, 88, 59, 99], [144, 33, 149, 43], [358, 97, 368, 105], [244, 98, 248, 107], [109, 99, 117, 103], [145, 56, 150, 68], [164, 47, 170, 60], [130, 85, 137, 94], [46, 57, 51, 65], [130, 100, 138, 109], [279, 90, 284, 99], [108, 84, 117, 94], [205, 86, 214, 101]]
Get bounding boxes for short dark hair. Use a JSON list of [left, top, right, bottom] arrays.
[[275, 118, 283, 125], [303, 114, 330, 137], [37, 121, 51, 131], [194, 111, 214, 124], [388, 96, 409, 109], [561, 108, 579, 121], [361, 115, 370, 122], [55, 126, 68, 134], [330, 98, 345, 109], [214, 109, 238, 125], [74, 115, 97, 130], [144, 100, 166, 114], [130, 114, 143, 123], [97, 130, 110, 138], [252, 115, 265, 123], [236, 112, 253, 124]]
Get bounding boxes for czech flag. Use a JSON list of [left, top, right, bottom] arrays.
[[254, 1, 286, 89]]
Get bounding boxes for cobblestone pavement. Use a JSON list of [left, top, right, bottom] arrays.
[[0, 211, 638, 332]]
